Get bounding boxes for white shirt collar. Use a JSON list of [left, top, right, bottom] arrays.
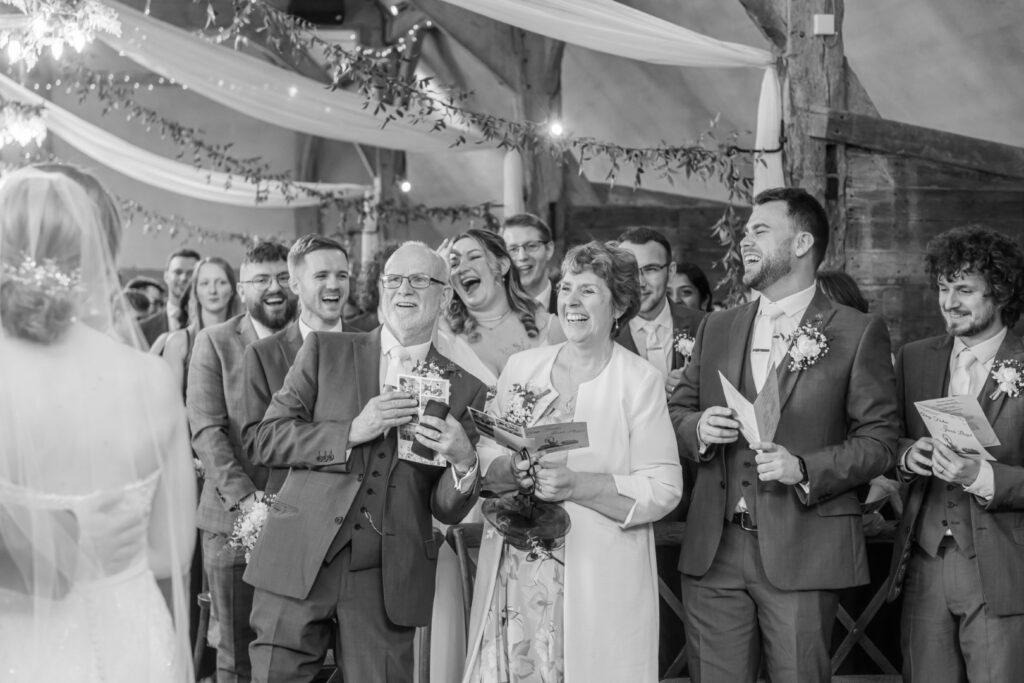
[[380, 323, 432, 363], [250, 316, 275, 340], [534, 278, 552, 309], [629, 297, 674, 334], [758, 282, 818, 320], [952, 326, 1007, 369], [299, 317, 343, 340]]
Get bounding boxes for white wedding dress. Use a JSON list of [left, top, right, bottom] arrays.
[[0, 472, 188, 682]]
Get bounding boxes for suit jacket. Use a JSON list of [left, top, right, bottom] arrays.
[[669, 290, 899, 590], [187, 314, 268, 535], [241, 321, 304, 496], [887, 332, 1024, 614], [139, 310, 169, 347], [615, 300, 707, 372], [544, 275, 559, 314], [244, 329, 487, 626]]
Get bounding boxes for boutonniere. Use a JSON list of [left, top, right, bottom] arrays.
[[410, 359, 461, 379], [673, 330, 695, 360], [228, 494, 276, 563], [989, 359, 1024, 399], [783, 320, 830, 371], [503, 382, 551, 427]]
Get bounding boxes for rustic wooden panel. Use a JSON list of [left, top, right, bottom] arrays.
[[846, 150, 1024, 191]]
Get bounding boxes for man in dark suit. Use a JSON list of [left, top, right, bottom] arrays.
[[501, 213, 558, 313], [140, 247, 200, 345], [247, 242, 486, 683], [669, 187, 899, 683], [888, 225, 1024, 682], [240, 234, 351, 497], [186, 240, 295, 682]]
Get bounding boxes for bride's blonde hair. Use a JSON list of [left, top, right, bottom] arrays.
[[0, 168, 110, 343]]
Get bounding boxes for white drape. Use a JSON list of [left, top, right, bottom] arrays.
[[100, 1, 478, 153], [438, 0, 785, 194], [0, 72, 369, 207]]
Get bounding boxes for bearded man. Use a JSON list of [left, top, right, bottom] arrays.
[[186, 240, 297, 682], [668, 187, 898, 683]]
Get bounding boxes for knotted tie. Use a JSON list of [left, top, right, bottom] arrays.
[[637, 322, 669, 378], [949, 348, 978, 397], [752, 302, 786, 391], [383, 346, 412, 391]]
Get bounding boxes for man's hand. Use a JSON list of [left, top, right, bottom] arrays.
[[930, 440, 982, 487], [866, 475, 904, 517], [751, 441, 804, 485], [665, 368, 686, 398], [697, 406, 740, 445], [349, 390, 419, 445], [416, 413, 476, 472], [237, 490, 265, 514], [903, 437, 936, 477]]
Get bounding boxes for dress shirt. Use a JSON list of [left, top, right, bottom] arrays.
[[250, 317, 276, 340], [628, 299, 674, 380], [379, 324, 477, 492], [166, 302, 182, 331], [299, 317, 343, 340], [950, 327, 1006, 501], [534, 278, 553, 311]]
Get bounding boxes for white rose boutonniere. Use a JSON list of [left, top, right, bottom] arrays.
[[673, 331, 695, 361], [783, 323, 830, 371], [989, 359, 1024, 400], [504, 382, 550, 427]]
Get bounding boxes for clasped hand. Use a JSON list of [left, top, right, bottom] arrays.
[[514, 451, 575, 502], [349, 390, 419, 445], [415, 414, 476, 471], [750, 441, 804, 485], [904, 437, 980, 486]]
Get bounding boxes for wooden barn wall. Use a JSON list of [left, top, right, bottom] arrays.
[[562, 204, 746, 306], [841, 149, 1024, 349]]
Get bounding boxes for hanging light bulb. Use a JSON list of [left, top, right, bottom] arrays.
[[548, 120, 564, 138], [399, 179, 412, 193], [50, 40, 64, 60], [7, 39, 22, 62]]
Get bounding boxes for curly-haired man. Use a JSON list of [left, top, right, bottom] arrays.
[[889, 224, 1024, 682]]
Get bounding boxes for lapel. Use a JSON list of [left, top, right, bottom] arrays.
[[669, 303, 704, 371], [922, 335, 954, 404], [615, 323, 639, 355], [978, 331, 1024, 429], [723, 301, 759, 392], [276, 321, 303, 365], [523, 347, 560, 427], [353, 328, 383, 413], [776, 290, 838, 413], [237, 314, 258, 348]]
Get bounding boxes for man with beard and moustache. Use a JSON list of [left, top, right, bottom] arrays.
[[887, 226, 1024, 682], [668, 187, 898, 683], [241, 235, 349, 497], [187, 240, 294, 683], [501, 213, 559, 313]]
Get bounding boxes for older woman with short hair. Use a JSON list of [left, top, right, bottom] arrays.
[[463, 241, 683, 682]]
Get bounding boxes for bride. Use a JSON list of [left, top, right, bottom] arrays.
[[0, 166, 195, 681]]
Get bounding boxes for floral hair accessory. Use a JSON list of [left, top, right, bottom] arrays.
[[503, 382, 550, 427], [783, 322, 830, 371], [673, 330, 695, 359], [1, 255, 81, 297], [410, 358, 461, 379], [990, 359, 1024, 400]]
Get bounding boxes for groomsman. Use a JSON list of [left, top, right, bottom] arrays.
[[888, 225, 1024, 682], [241, 234, 351, 496], [141, 247, 200, 344], [501, 213, 558, 313], [187, 241, 296, 682], [247, 242, 486, 683], [669, 187, 898, 683]]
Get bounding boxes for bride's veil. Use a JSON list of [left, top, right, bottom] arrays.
[[0, 167, 195, 680]]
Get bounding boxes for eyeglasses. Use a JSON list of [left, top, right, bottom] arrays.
[[506, 241, 549, 256], [240, 273, 291, 290], [380, 273, 447, 289], [638, 263, 670, 279]]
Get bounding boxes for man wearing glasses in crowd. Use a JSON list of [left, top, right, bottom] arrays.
[[501, 213, 559, 313]]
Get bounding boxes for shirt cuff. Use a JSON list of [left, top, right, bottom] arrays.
[[451, 454, 479, 494], [799, 482, 810, 495], [963, 459, 994, 502]]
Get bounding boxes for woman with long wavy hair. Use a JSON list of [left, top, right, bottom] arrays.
[[441, 228, 562, 387]]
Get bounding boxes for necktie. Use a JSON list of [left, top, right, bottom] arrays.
[[949, 348, 978, 397], [752, 303, 785, 391], [642, 323, 669, 378], [384, 347, 412, 391]]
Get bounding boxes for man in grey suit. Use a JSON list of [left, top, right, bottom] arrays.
[[888, 225, 1024, 682], [240, 234, 351, 497], [669, 188, 898, 682], [246, 242, 486, 683], [186, 240, 295, 682]]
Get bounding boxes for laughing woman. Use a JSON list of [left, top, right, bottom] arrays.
[[462, 241, 683, 682], [440, 228, 563, 388]]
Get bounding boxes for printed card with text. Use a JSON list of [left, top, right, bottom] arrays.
[[396, 373, 451, 466]]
